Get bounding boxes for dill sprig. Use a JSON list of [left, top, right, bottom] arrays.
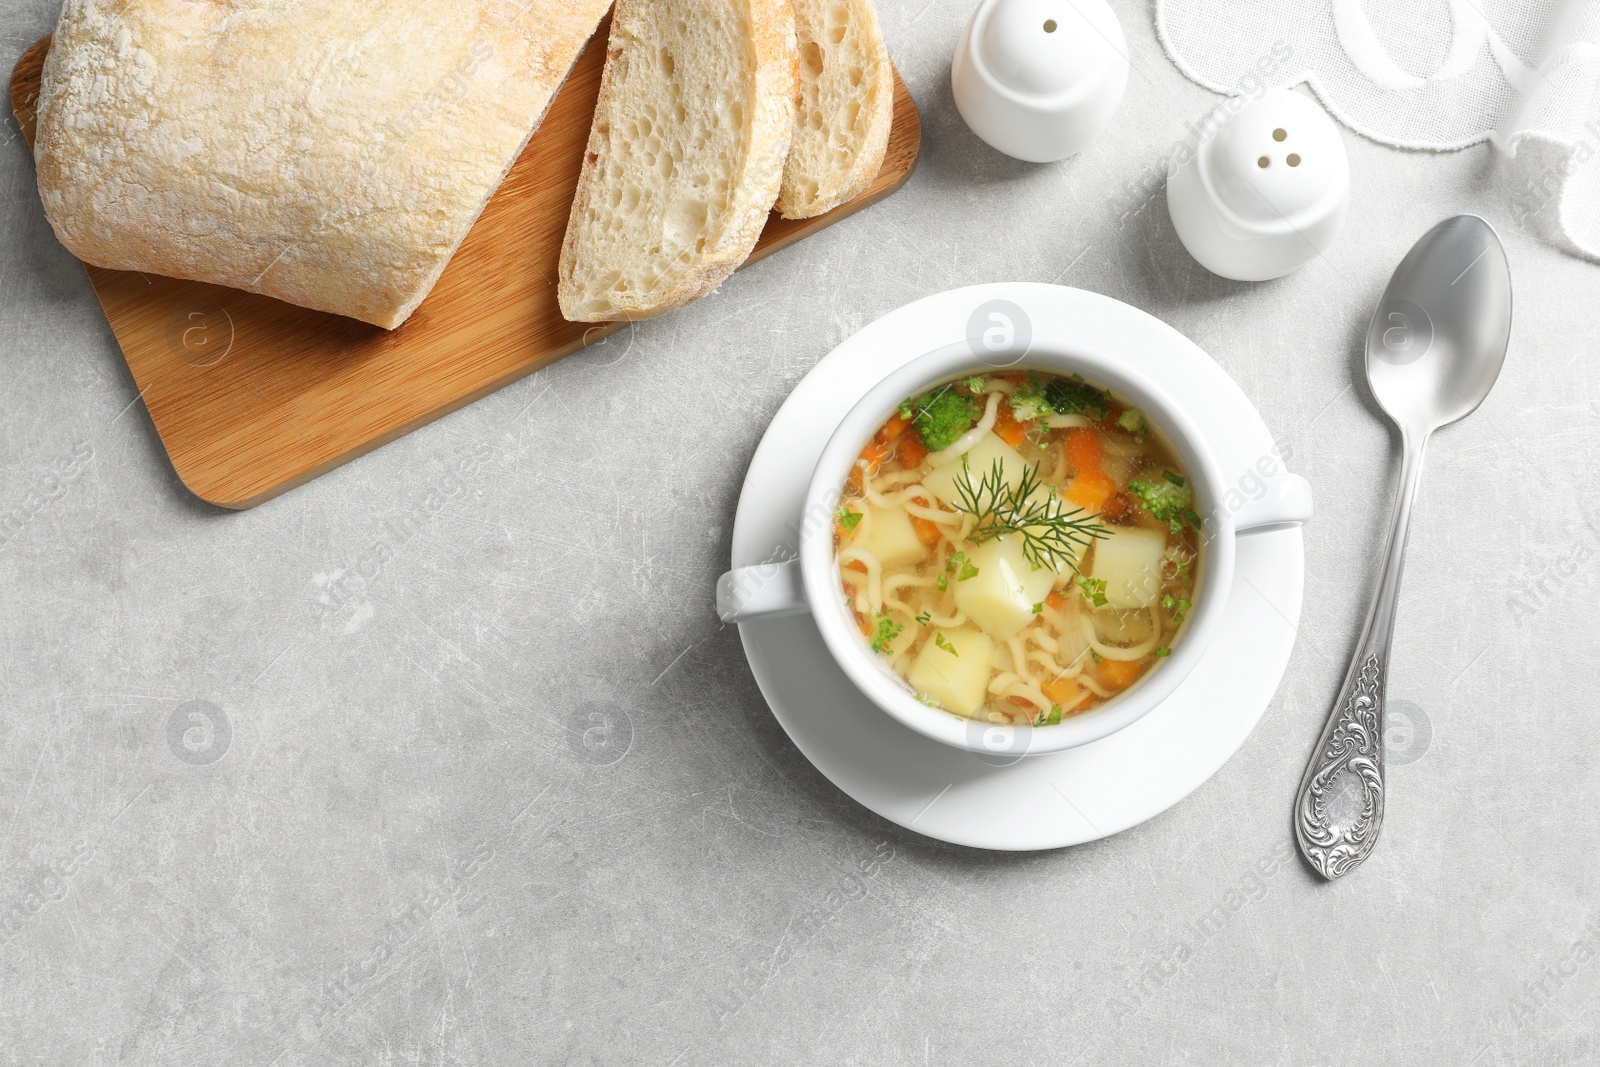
[[952, 457, 1109, 573]]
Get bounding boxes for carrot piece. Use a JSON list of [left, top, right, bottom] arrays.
[[993, 400, 1028, 448], [1100, 490, 1132, 522], [1007, 695, 1034, 709], [1097, 658, 1142, 690], [877, 413, 909, 443], [1041, 676, 1079, 704], [857, 441, 890, 480], [1065, 427, 1101, 474], [897, 433, 928, 468], [1045, 591, 1068, 612], [911, 516, 942, 546], [1065, 472, 1115, 513], [843, 559, 867, 573], [1063, 427, 1114, 512]]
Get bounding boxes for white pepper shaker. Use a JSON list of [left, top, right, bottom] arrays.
[[1166, 88, 1351, 281], [951, 0, 1129, 163]]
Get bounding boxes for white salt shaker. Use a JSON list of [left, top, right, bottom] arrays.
[[1166, 88, 1351, 281], [951, 0, 1129, 163]]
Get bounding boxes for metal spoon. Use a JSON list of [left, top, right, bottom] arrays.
[[1295, 215, 1512, 880]]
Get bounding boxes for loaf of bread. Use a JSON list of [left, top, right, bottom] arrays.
[[777, 0, 894, 219], [33, 0, 613, 330], [556, 0, 798, 323]]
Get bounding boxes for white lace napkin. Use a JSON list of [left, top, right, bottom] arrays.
[[1156, 0, 1600, 262]]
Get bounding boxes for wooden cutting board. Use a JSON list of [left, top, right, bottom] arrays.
[[8, 29, 921, 509]]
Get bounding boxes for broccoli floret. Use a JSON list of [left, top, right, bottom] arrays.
[[1007, 375, 1110, 422], [1043, 378, 1111, 419], [1116, 408, 1147, 437], [1008, 379, 1053, 422], [1128, 474, 1198, 533], [904, 388, 978, 452]]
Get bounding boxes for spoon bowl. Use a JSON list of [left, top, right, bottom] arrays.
[[1365, 215, 1513, 432], [1296, 215, 1512, 879]]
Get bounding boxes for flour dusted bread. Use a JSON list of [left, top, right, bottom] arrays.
[[777, 0, 893, 219], [33, 0, 613, 330], [557, 0, 798, 323]]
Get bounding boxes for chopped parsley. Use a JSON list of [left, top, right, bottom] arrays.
[[1160, 595, 1191, 623], [1076, 575, 1109, 608], [1153, 647, 1171, 658], [1032, 601, 1045, 615], [836, 507, 862, 532], [868, 611, 903, 654], [1035, 705, 1063, 726], [933, 632, 959, 657], [915, 610, 932, 627], [939, 552, 977, 592]]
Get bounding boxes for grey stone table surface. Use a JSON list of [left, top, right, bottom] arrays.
[[2, 2, 1597, 1064]]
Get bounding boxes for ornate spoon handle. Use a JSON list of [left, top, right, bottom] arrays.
[[1295, 431, 1429, 879]]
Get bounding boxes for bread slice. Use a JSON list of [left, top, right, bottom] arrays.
[[34, 0, 612, 329], [557, 0, 798, 323], [776, 0, 894, 220]]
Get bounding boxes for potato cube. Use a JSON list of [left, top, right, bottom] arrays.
[[908, 627, 994, 716], [920, 433, 1028, 506], [954, 535, 1056, 640], [1090, 526, 1168, 608], [861, 505, 927, 568]]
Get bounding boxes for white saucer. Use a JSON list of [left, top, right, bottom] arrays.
[[730, 283, 1304, 851]]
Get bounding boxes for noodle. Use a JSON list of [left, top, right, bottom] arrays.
[[837, 547, 883, 616], [882, 575, 967, 627], [1078, 675, 1115, 698], [1000, 683, 1053, 714], [1080, 605, 1166, 661], [1007, 635, 1034, 685], [866, 479, 934, 508], [904, 499, 962, 525], [1026, 647, 1072, 679]]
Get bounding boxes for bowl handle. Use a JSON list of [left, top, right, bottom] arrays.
[[716, 560, 810, 623], [1233, 473, 1314, 536]]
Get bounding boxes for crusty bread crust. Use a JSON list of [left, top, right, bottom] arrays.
[[776, 0, 894, 219], [556, 0, 799, 323], [34, 0, 613, 330]]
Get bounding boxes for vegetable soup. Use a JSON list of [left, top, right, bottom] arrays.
[[834, 371, 1202, 726]]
